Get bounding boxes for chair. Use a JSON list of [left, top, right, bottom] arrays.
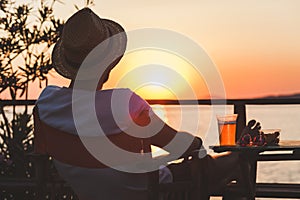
[[148, 153, 209, 200], [30, 152, 208, 200], [32, 106, 209, 200], [29, 153, 79, 200]]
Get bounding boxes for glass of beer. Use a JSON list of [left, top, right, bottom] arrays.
[[217, 114, 238, 146]]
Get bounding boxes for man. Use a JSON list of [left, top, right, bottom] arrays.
[[34, 8, 243, 200]]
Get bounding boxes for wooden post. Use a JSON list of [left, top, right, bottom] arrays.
[[31, 153, 48, 200], [191, 155, 210, 200], [234, 103, 246, 142], [147, 170, 159, 200]]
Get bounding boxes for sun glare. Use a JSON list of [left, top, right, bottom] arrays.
[[104, 49, 209, 99], [134, 84, 176, 100]]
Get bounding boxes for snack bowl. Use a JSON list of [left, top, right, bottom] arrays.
[[261, 129, 281, 145]]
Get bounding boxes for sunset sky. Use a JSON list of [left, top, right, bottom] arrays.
[[3, 0, 300, 99]]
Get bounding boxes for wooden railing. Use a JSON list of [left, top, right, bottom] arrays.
[[2, 97, 300, 150], [2, 97, 300, 146]]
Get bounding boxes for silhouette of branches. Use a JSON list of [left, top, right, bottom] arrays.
[[0, 0, 65, 182], [0, 0, 64, 100]]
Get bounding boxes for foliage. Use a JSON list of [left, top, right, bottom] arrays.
[[0, 0, 64, 184], [0, 0, 95, 198], [0, 1, 64, 198], [0, 0, 64, 100], [0, 0, 64, 179], [0, 106, 33, 178]]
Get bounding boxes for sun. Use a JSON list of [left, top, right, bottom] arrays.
[[134, 84, 176, 100], [103, 49, 209, 99]]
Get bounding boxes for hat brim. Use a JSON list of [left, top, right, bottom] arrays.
[[52, 19, 127, 80]]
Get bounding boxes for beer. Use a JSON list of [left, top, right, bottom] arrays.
[[218, 121, 236, 145], [217, 114, 238, 146]]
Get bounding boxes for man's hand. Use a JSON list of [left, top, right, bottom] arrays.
[[181, 136, 202, 159]]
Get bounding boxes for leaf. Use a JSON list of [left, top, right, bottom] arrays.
[[74, 4, 79, 10], [19, 86, 26, 97], [18, 66, 29, 74]]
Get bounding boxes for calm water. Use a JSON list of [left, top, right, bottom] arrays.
[[3, 104, 300, 199]]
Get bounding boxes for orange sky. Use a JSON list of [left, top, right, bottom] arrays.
[[2, 0, 300, 100]]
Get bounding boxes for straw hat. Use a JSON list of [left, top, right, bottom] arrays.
[[52, 8, 127, 80]]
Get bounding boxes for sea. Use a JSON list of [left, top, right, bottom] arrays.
[[2, 104, 300, 200]]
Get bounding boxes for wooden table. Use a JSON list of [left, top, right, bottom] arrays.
[[210, 141, 300, 199]]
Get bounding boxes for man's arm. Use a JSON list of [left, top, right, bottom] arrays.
[[149, 114, 202, 157]]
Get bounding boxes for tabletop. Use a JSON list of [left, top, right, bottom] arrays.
[[210, 140, 300, 153]]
